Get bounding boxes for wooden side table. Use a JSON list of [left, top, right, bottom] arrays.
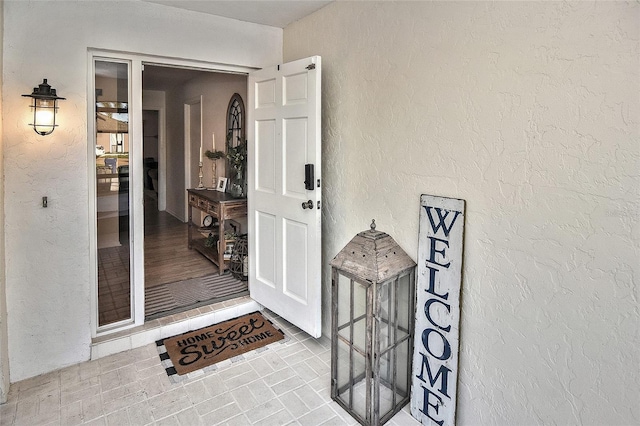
[[187, 189, 247, 275]]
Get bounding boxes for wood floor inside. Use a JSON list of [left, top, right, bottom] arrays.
[[144, 195, 217, 288], [97, 194, 223, 326]]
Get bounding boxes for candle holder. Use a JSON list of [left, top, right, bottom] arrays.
[[196, 162, 205, 189], [204, 149, 225, 190], [211, 160, 218, 189]]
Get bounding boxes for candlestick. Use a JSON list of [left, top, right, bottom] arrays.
[[211, 160, 217, 189], [196, 161, 205, 189]]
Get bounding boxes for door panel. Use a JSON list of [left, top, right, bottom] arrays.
[[283, 72, 308, 105], [248, 56, 322, 338], [283, 218, 308, 302], [284, 118, 308, 198], [256, 120, 277, 193], [256, 78, 277, 108], [256, 211, 277, 287]]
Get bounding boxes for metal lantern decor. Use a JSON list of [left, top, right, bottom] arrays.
[[229, 234, 248, 281], [330, 220, 417, 425], [22, 79, 65, 135]]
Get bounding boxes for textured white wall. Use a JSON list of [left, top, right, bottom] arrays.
[[2, 0, 281, 381], [284, 2, 639, 424], [0, 0, 8, 403]]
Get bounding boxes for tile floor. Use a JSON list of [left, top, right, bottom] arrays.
[[97, 244, 132, 326], [1, 311, 419, 426]]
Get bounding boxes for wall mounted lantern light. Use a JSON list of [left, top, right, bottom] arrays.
[[22, 79, 65, 136]]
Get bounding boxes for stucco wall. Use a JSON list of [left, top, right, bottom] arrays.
[[284, 2, 639, 424], [2, 0, 281, 382], [0, 0, 8, 403]]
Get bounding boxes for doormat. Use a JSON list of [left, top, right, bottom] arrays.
[[145, 273, 248, 320], [156, 311, 285, 381]]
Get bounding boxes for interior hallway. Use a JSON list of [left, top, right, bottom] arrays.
[[0, 311, 418, 426], [98, 195, 223, 326]]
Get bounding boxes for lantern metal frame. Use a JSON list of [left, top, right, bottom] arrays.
[[229, 234, 248, 281], [330, 221, 417, 426], [22, 79, 65, 136]]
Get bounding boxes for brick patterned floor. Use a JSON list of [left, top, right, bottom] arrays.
[[0, 311, 419, 426]]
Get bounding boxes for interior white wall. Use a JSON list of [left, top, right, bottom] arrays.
[[284, 2, 639, 425], [162, 71, 247, 220], [0, 0, 8, 404], [164, 84, 187, 219], [143, 89, 167, 211], [2, 0, 281, 382], [183, 73, 247, 192]]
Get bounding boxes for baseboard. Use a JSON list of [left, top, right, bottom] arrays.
[[164, 206, 185, 223]]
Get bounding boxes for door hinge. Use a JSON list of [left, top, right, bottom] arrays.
[[306, 63, 316, 70], [317, 179, 321, 188], [317, 200, 321, 210]]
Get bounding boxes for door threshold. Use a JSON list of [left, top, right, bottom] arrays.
[[91, 296, 261, 360]]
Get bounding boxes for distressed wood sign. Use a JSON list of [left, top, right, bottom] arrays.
[[411, 194, 465, 426]]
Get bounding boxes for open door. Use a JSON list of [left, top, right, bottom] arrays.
[[247, 56, 322, 338]]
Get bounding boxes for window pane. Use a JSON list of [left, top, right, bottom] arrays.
[[95, 60, 131, 327]]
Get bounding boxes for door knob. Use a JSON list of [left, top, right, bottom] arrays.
[[302, 200, 313, 209]]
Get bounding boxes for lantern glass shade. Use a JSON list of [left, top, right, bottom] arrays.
[[330, 222, 417, 425], [32, 98, 57, 135]]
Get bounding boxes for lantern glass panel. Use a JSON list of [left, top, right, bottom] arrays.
[[335, 338, 351, 406], [335, 337, 367, 417], [337, 273, 368, 353], [350, 374, 369, 421], [378, 350, 398, 419], [396, 272, 413, 335], [395, 339, 411, 397], [378, 280, 395, 353], [336, 273, 351, 333]]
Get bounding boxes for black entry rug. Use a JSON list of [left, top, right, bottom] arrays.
[[156, 311, 285, 382], [145, 273, 248, 320]]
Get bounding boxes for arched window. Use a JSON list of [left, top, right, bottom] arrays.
[[226, 94, 246, 197], [226, 93, 245, 149]]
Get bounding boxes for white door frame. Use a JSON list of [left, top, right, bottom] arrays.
[[184, 96, 203, 221], [142, 91, 167, 212], [89, 49, 256, 338], [89, 53, 145, 336]]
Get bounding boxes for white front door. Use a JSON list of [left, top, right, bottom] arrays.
[[247, 56, 322, 338]]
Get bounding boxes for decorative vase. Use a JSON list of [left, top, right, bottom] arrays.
[[229, 169, 245, 198]]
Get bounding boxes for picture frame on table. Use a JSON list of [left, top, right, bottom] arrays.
[[216, 177, 228, 192]]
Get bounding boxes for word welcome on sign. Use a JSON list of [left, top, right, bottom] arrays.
[[411, 194, 465, 426]]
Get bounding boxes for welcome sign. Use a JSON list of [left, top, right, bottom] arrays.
[[411, 194, 465, 425]]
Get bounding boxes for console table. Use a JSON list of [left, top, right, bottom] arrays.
[[187, 189, 247, 274]]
